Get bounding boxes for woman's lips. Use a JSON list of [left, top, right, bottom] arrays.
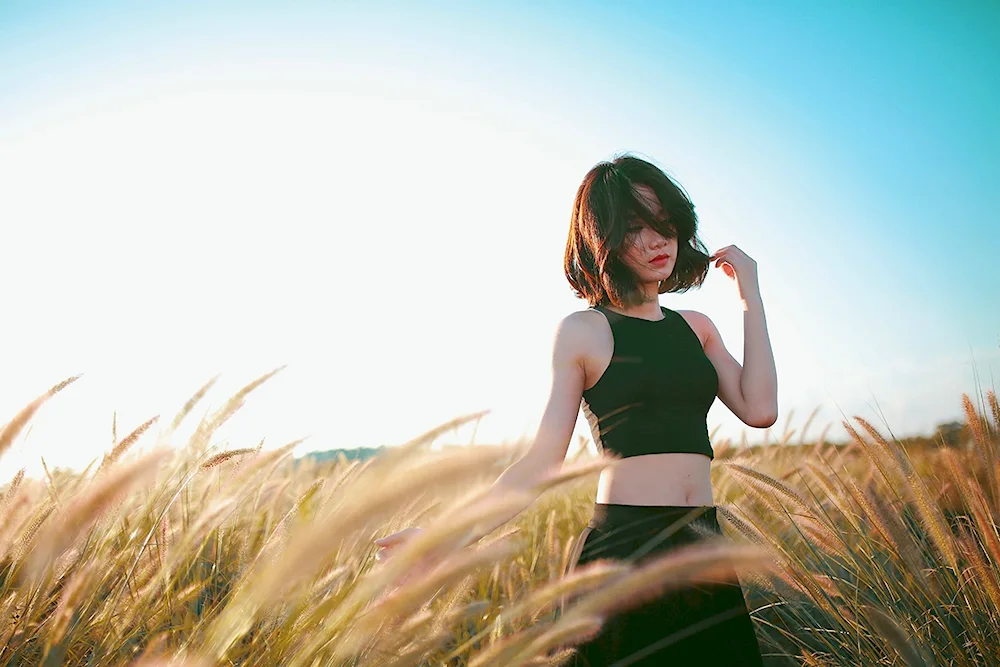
[[650, 254, 669, 266]]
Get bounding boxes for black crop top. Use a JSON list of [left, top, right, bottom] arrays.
[[581, 304, 719, 459]]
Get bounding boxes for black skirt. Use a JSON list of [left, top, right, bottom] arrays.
[[564, 503, 764, 667]]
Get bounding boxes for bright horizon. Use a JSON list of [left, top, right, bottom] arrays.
[[1, 2, 997, 480]]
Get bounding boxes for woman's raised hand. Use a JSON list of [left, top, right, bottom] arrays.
[[374, 526, 424, 563], [710, 245, 759, 300]]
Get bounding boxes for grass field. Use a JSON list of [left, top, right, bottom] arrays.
[[0, 372, 997, 666]]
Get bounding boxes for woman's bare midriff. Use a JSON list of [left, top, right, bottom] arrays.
[[595, 452, 714, 506]]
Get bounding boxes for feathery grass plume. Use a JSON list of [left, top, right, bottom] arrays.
[[100, 415, 159, 472], [939, 447, 1000, 566], [855, 416, 959, 571], [861, 475, 936, 595], [958, 521, 1000, 611], [567, 540, 769, 620], [464, 616, 564, 667], [40, 456, 60, 508], [45, 560, 95, 651], [160, 498, 238, 577], [964, 392, 994, 451], [157, 513, 171, 566], [376, 603, 496, 667], [188, 368, 284, 454], [715, 505, 770, 550], [336, 489, 534, 613], [9, 504, 55, 565], [795, 515, 848, 561], [130, 655, 215, 667], [835, 465, 901, 553], [382, 409, 492, 462], [200, 445, 511, 659], [525, 457, 617, 501], [723, 462, 817, 516], [842, 420, 909, 510], [801, 460, 862, 529], [0, 469, 24, 513], [797, 407, 820, 446], [988, 389, 999, 434], [800, 649, 835, 667], [854, 416, 911, 472], [523, 543, 770, 665], [223, 438, 306, 491], [166, 375, 219, 437], [370, 602, 487, 667], [0, 375, 80, 461], [0, 493, 30, 559], [861, 604, 933, 666], [22, 449, 169, 582], [199, 447, 258, 471], [502, 615, 605, 667], [963, 392, 999, 509], [522, 560, 627, 622], [339, 540, 520, 655]]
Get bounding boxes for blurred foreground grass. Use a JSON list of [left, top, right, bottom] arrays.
[[0, 372, 998, 666]]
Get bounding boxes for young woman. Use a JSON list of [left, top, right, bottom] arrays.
[[376, 154, 777, 665]]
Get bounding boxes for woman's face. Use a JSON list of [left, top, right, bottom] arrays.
[[620, 184, 678, 284]]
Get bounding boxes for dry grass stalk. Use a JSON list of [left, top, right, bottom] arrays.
[[40, 456, 60, 507], [854, 417, 959, 570], [988, 390, 999, 435], [384, 409, 493, 462], [23, 449, 169, 581], [959, 524, 1000, 611], [1, 469, 25, 511], [200, 447, 258, 470], [465, 618, 555, 667], [201, 446, 514, 659], [188, 368, 284, 454], [838, 467, 900, 554], [0, 493, 30, 559], [341, 539, 519, 654], [724, 462, 816, 517], [100, 415, 159, 471], [964, 393, 999, 509], [567, 541, 769, 620], [175, 376, 220, 430], [507, 615, 604, 667], [47, 561, 95, 647], [0, 375, 80, 461], [511, 560, 628, 625], [861, 604, 932, 666], [842, 421, 901, 499]]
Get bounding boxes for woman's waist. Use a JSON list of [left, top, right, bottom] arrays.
[[597, 452, 713, 505]]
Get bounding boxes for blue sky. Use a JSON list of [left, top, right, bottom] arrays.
[[0, 1, 997, 475]]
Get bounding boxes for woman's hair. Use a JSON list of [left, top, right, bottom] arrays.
[[564, 154, 710, 308]]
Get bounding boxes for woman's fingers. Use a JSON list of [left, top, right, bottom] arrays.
[[374, 526, 421, 547]]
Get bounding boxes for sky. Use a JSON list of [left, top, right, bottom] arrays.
[[0, 1, 998, 479]]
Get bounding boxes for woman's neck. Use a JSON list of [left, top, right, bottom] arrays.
[[609, 283, 662, 319]]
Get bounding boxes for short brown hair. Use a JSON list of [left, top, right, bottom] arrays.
[[564, 154, 710, 308]]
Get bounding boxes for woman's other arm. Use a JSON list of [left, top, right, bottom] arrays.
[[691, 245, 778, 429], [375, 311, 590, 557]]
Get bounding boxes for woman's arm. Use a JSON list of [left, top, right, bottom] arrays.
[[375, 311, 590, 557], [690, 246, 778, 428], [454, 311, 592, 542]]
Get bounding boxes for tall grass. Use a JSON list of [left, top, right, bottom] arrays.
[[0, 372, 996, 666]]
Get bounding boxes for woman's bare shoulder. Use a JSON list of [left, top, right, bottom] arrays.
[[553, 308, 607, 350], [674, 309, 715, 347], [561, 307, 607, 333]]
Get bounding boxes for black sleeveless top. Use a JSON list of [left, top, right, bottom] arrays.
[[581, 304, 719, 459]]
